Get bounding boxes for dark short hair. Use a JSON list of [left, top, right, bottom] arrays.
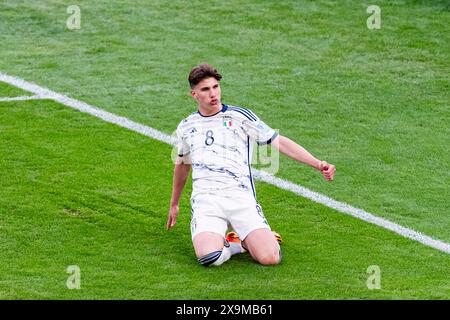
[[188, 64, 222, 88]]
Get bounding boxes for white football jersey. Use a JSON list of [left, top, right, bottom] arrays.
[[176, 104, 278, 199]]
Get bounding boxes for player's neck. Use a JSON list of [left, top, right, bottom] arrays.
[[198, 103, 222, 116]]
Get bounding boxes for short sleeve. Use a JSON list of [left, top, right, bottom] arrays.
[[176, 125, 190, 157], [241, 111, 278, 145]]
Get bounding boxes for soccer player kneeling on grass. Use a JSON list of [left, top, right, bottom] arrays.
[[166, 64, 336, 266]]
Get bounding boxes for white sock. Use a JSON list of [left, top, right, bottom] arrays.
[[211, 247, 232, 266], [229, 242, 244, 255]]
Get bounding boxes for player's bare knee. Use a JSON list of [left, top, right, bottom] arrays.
[[195, 246, 222, 259], [257, 252, 281, 266]]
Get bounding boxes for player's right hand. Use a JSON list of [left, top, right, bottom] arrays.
[[166, 204, 179, 230], [319, 161, 336, 181]]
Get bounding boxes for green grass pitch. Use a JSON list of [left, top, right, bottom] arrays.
[[0, 0, 449, 299]]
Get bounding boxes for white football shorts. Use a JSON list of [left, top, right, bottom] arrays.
[[190, 191, 271, 241]]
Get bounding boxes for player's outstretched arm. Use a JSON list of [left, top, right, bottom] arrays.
[[167, 157, 191, 230], [270, 135, 336, 181]]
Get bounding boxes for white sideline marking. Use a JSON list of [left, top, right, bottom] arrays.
[[1, 71, 449, 256], [254, 171, 450, 255], [0, 95, 44, 101], [0, 72, 175, 146]]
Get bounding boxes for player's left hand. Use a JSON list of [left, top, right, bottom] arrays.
[[319, 161, 336, 181]]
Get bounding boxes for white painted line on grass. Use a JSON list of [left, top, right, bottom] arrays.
[[254, 170, 450, 255], [0, 95, 44, 101], [0, 72, 175, 146], [1, 71, 449, 255]]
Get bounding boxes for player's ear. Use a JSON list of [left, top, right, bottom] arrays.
[[190, 89, 197, 99]]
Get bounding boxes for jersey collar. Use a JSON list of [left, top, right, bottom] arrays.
[[198, 104, 228, 117]]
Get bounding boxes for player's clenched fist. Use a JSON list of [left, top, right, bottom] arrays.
[[319, 161, 336, 181]]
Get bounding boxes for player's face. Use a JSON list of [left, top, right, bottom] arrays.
[[190, 77, 221, 110]]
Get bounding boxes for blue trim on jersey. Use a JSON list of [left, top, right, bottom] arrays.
[[247, 136, 257, 200], [257, 131, 279, 146], [197, 104, 228, 117], [229, 107, 257, 122], [229, 106, 257, 121], [233, 106, 258, 120]]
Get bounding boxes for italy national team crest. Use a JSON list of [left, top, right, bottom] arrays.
[[223, 116, 233, 127]]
